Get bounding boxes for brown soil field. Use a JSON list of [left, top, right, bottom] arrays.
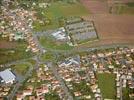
[[0, 40, 17, 49], [78, 0, 134, 48], [81, 0, 109, 14]]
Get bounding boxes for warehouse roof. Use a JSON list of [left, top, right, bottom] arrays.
[[0, 69, 16, 83]]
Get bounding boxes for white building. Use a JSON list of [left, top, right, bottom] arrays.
[[0, 69, 16, 84], [51, 27, 69, 41]]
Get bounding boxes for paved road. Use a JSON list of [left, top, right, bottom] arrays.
[[48, 62, 74, 100]]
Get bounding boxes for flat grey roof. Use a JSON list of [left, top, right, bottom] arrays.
[[0, 69, 16, 83]]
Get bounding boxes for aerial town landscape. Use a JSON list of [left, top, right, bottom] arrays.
[[0, 0, 134, 100]]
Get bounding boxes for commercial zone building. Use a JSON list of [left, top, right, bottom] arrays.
[[65, 17, 97, 45], [0, 69, 16, 84], [51, 27, 70, 42]]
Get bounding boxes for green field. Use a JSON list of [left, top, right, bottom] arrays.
[[97, 73, 116, 99], [33, 1, 89, 31], [45, 2, 89, 17]]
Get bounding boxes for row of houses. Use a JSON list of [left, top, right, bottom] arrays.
[[114, 68, 134, 99], [26, 33, 40, 53]]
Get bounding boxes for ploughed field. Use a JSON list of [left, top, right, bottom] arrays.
[[82, 14, 134, 46], [79, 0, 134, 48]]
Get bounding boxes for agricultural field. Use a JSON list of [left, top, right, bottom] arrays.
[[78, 0, 134, 49], [81, 14, 134, 47], [97, 73, 116, 99], [80, 0, 109, 14]]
